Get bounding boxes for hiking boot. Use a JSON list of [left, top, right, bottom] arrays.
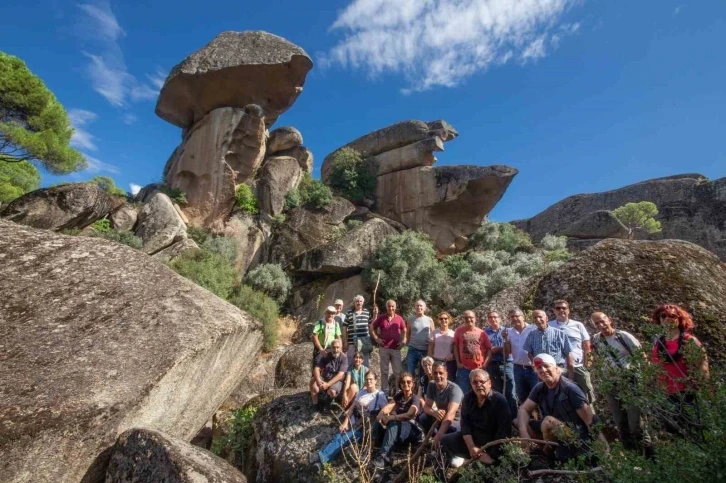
[[308, 451, 320, 464]]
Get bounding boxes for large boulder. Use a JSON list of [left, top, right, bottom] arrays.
[[109, 204, 139, 232], [274, 145, 313, 173], [268, 197, 355, 267], [559, 210, 629, 240], [1, 183, 119, 231], [473, 238, 726, 364], [0, 220, 263, 483], [291, 218, 397, 274], [164, 105, 267, 227], [135, 192, 188, 254], [274, 343, 314, 389], [256, 156, 303, 217], [223, 212, 272, 275], [105, 428, 246, 483], [512, 174, 726, 261], [155, 31, 313, 129], [152, 238, 201, 263], [267, 126, 302, 154], [375, 165, 518, 253]]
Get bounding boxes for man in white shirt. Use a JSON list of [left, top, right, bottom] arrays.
[[504, 308, 537, 405], [549, 300, 595, 403]]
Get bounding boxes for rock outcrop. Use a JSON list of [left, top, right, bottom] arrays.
[[276, 144, 313, 173], [474, 238, 726, 364], [223, 212, 272, 275], [109, 204, 138, 232], [156, 31, 313, 129], [152, 238, 201, 263], [106, 428, 246, 483], [291, 218, 397, 274], [267, 126, 302, 154], [134, 192, 188, 254], [559, 210, 629, 240], [512, 174, 726, 261], [0, 220, 263, 483], [274, 343, 314, 389], [289, 275, 367, 337], [375, 165, 518, 253], [1, 183, 119, 231], [257, 156, 303, 217]]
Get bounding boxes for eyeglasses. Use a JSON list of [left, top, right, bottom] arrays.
[[554, 306, 568, 311], [401, 380, 413, 385], [438, 317, 449, 321], [472, 380, 489, 386]]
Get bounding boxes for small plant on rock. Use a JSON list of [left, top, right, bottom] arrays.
[[89, 218, 111, 233], [328, 148, 376, 203], [244, 263, 291, 305], [235, 184, 259, 214], [613, 201, 662, 239]]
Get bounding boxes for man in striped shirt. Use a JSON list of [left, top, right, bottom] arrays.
[[523, 310, 574, 380], [343, 295, 377, 367]]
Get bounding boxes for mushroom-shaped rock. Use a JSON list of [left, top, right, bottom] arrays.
[[375, 165, 518, 253], [156, 31, 313, 128], [106, 428, 246, 483], [1, 183, 119, 231], [267, 126, 303, 154], [135, 192, 188, 254]]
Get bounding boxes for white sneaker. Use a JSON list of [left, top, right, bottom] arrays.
[[450, 456, 465, 468]]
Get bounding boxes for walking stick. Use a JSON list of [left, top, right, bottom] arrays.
[[391, 420, 440, 483], [371, 271, 381, 315]]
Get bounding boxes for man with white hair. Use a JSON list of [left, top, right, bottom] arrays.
[[517, 353, 595, 461], [310, 338, 348, 410], [343, 295, 376, 367], [405, 300, 435, 377]]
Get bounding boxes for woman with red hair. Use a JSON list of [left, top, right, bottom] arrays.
[[651, 304, 710, 436]]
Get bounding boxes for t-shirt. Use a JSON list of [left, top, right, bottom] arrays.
[[316, 352, 348, 381], [651, 333, 698, 394], [528, 377, 588, 428], [507, 324, 535, 366], [393, 391, 421, 415], [344, 309, 372, 345], [371, 314, 406, 349], [409, 316, 433, 351], [549, 319, 590, 367], [352, 389, 388, 426], [485, 327, 513, 363], [592, 330, 640, 369], [425, 380, 464, 422], [430, 328, 455, 361], [313, 319, 341, 350], [349, 365, 368, 389], [454, 326, 492, 370]]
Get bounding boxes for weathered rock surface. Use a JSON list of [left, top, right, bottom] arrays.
[[223, 212, 271, 275], [267, 126, 302, 154], [152, 238, 200, 263], [105, 428, 246, 483], [0, 220, 263, 483], [559, 210, 629, 240], [512, 174, 726, 261], [109, 204, 138, 232], [135, 192, 188, 254], [291, 218, 397, 274], [156, 31, 313, 129], [257, 156, 303, 217], [268, 197, 355, 267], [135, 183, 162, 203], [474, 238, 726, 364], [1, 183, 119, 231], [375, 165, 518, 253], [321, 119, 458, 182], [164, 106, 267, 227], [371, 135, 443, 176], [275, 145, 313, 173], [227, 345, 289, 406], [275, 343, 314, 389]]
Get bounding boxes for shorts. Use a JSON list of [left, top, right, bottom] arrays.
[[529, 419, 589, 441], [325, 380, 343, 394]]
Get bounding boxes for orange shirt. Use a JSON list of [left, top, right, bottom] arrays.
[[454, 326, 492, 370]]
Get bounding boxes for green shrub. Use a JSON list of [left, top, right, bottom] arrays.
[[211, 405, 258, 461], [345, 219, 363, 230], [540, 233, 568, 251], [88, 176, 126, 197], [159, 185, 188, 205], [90, 218, 111, 233], [272, 213, 286, 225], [167, 249, 237, 299], [283, 188, 302, 210], [186, 225, 210, 246], [299, 173, 332, 208], [87, 229, 143, 249], [244, 263, 291, 305], [201, 235, 237, 264], [235, 184, 258, 214], [468, 222, 534, 253], [60, 228, 81, 236], [228, 285, 280, 351], [330, 224, 348, 240], [327, 148, 376, 203]]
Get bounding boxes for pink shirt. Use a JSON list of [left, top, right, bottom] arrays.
[[371, 314, 406, 349], [430, 328, 455, 360]]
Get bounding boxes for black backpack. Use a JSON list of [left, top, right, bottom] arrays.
[[593, 330, 634, 367]]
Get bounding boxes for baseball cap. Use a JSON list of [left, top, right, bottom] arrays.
[[533, 353, 557, 368], [325, 306, 337, 313], [334, 299, 344, 306]]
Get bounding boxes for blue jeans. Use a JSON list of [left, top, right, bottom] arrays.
[[486, 361, 517, 420], [513, 364, 539, 404], [406, 346, 426, 376], [456, 367, 472, 394], [318, 428, 363, 464]]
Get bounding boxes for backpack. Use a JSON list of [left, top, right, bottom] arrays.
[[593, 330, 634, 367]]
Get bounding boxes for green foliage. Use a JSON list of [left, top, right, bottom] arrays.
[[87, 175, 126, 197], [244, 263, 291, 305], [458, 443, 531, 483], [283, 187, 301, 210], [159, 185, 188, 205], [468, 221, 534, 252], [366, 231, 446, 310], [345, 219, 363, 230], [285, 174, 333, 210], [200, 235, 237, 264], [60, 227, 81, 236], [90, 218, 111, 233], [0, 51, 86, 174], [86, 229, 143, 249], [211, 406, 258, 462], [613, 201, 662, 239], [272, 213, 286, 225], [167, 249, 238, 299], [235, 184, 258, 214], [327, 148, 376, 203], [186, 225, 211, 246], [330, 224, 348, 240], [0, 159, 39, 202], [228, 285, 280, 351]]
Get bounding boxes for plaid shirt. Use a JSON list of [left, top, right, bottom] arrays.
[[523, 326, 572, 366]]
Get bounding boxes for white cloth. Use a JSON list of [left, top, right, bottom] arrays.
[[351, 388, 387, 426], [549, 319, 590, 367], [507, 323, 535, 366]]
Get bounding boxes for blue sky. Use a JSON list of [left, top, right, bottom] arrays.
[[1, 0, 724, 221]]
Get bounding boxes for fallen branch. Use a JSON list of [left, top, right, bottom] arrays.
[[528, 466, 603, 476], [391, 421, 440, 483]]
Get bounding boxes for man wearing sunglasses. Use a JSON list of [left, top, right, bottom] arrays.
[[549, 300, 595, 403]]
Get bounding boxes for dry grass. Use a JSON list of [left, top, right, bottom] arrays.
[[276, 315, 298, 347]]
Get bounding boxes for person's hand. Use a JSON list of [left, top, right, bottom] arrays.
[[435, 409, 446, 422], [377, 412, 386, 423], [321, 382, 328, 391], [432, 434, 442, 449], [469, 446, 481, 459], [478, 451, 494, 465], [339, 423, 347, 433]]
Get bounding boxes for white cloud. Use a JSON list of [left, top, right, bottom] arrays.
[[325, 0, 582, 92], [129, 183, 142, 195], [146, 67, 168, 90], [673, 5, 683, 16], [68, 108, 98, 151], [84, 155, 120, 175], [122, 113, 137, 124]]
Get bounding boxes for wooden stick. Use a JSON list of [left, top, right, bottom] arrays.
[[391, 420, 439, 483], [371, 271, 381, 313], [528, 466, 603, 476]]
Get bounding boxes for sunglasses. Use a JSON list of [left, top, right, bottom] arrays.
[[438, 317, 449, 321], [659, 312, 676, 320], [401, 380, 414, 385]]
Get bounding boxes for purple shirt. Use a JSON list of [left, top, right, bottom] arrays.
[[371, 314, 406, 349]]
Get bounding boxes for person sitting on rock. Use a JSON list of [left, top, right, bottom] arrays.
[[309, 371, 387, 470], [310, 338, 348, 410], [371, 372, 422, 468], [311, 306, 342, 370], [440, 369, 511, 468], [517, 353, 596, 462], [342, 351, 368, 409], [418, 361, 464, 447], [417, 356, 434, 398]]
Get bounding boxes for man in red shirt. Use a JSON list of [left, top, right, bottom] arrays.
[[370, 299, 407, 393], [453, 310, 492, 394]]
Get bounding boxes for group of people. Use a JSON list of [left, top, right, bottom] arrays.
[[307, 296, 710, 473]]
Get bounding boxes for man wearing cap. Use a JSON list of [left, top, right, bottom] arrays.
[[370, 299, 407, 392], [517, 353, 595, 461], [310, 338, 349, 410], [549, 300, 595, 403], [312, 306, 343, 370], [523, 310, 574, 380], [334, 299, 346, 326]]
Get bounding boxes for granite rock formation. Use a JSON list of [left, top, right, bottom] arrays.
[[0, 220, 263, 483], [109, 204, 138, 232], [134, 192, 188, 254], [267, 126, 302, 154], [222, 212, 272, 275], [257, 156, 303, 217], [156, 31, 313, 129]]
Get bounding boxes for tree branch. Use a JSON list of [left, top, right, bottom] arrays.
[[528, 466, 603, 476]]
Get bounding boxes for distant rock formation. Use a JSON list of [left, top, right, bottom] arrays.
[[512, 174, 726, 260], [0, 220, 263, 483]]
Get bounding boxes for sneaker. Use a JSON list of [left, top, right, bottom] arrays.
[[372, 454, 386, 469], [450, 456, 465, 468], [312, 462, 322, 473]]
